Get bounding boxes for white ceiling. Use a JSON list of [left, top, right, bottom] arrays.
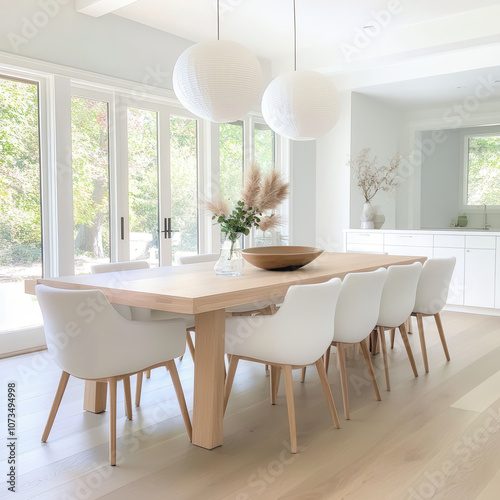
[[114, 0, 500, 68], [109, 0, 500, 108]]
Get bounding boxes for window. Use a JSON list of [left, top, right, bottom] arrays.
[[127, 107, 159, 266], [220, 121, 244, 208], [0, 76, 43, 331], [71, 96, 111, 274], [465, 134, 500, 206]]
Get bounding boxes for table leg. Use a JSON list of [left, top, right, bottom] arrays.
[[192, 309, 226, 449], [84, 381, 107, 413]]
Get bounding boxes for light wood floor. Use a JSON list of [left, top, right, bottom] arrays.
[[2, 311, 500, 500]]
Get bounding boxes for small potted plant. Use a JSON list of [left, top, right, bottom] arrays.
[[207, 163, 288, 275], [348, 148, 402, 229]]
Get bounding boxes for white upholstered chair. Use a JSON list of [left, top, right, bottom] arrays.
[[90, 261, 195, 406], [224, 278, 342, 453], [36, 285, 191, 466], [407, 257, 456, 373], [326, 268, 387, 420], [374, 262, 422, 390]]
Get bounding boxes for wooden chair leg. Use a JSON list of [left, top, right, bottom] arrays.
[[186, 330, 196, 361], [416, 313, 429, 373], [315, 359, 340, 429], [224, 355, 239, 414], [109, 378, 117, 466], [434, 313, 451, 361], [390, 328, 396, 348], [336, 343, 350, 420], [271, 365, 281, 404], [399, 321, 419, 377], [378, 327, 390, 391], [135, 371, 143, 407], [42, 371, 70, 442], [283, 365, 298, 454], [166, 360, 192, 441], [324, 345, 331, 375], [300, 367, 306, 383], [145, 370, 151, 379], [265, 364, 270, 376], [370, 329, 379, 354], [360, 338, 381, 401], [123, 376, 132, 420], [406, 316, 413, 334]]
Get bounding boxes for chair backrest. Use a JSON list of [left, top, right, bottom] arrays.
[[36, 285, 186, 380], [333, 268, 387, 344], [90, 261, 150, 320], [178, 253, 219, 265], [377, 262, 422, 328], [90, 260, 149, 274], [271, 278, 342, 365], [413, 257, 456, 315]]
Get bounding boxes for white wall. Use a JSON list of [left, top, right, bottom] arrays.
[[420, 124, 500, 229], [290, 141, 316, 246], [315, 90, 352, 251], [350, 93, 405, 229], [0, 0, 272, 91]]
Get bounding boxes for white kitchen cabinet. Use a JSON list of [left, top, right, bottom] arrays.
[[344, 229, 499, 311], [464, 248, 495, 308], [433, 247, 465, 305]]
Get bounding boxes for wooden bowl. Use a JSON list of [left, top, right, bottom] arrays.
[[242, 246, 324, 271]]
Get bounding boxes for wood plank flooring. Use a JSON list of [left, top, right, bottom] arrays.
[[1, 311, 500, 499]]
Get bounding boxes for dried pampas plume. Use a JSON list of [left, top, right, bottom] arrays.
[[205, 196, 230, 217], [241, 162, 262, 208], [256, 170, 289, 212], [258, 215, 281, 232]]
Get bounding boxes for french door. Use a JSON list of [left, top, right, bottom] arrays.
[[117, 98, 199, 266]]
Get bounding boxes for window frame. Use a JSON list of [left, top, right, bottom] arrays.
[[461, 131, 500, 212]]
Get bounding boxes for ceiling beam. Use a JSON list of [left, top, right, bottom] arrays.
[[75, 0, 139, 18]]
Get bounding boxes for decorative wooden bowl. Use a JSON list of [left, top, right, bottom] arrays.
[[242, 246, 324, 271]]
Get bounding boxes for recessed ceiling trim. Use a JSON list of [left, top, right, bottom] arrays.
[[76, 0, 139, 18]]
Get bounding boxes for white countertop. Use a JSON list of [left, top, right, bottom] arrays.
[[344, 228, 500, 236]]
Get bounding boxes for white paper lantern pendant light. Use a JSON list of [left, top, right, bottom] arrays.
[[262, 0, 340, 141], [172, 0, 264, 123]]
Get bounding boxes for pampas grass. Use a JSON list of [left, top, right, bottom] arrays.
[[206, 162, 289, 239]]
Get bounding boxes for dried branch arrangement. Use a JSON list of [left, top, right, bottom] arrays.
[[349, 148, 402, 203]]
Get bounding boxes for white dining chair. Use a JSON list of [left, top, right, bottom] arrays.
[[90, 261, 195, 406], [373, 262, 422, 391], [36, 285, 192, 466], [405, 257, 456, 373], [224, 278, 342, 453], [325, 268, 387, 420]]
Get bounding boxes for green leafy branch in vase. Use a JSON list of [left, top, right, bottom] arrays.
[[206, 163, 289, 255]]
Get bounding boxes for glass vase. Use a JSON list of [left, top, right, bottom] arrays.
[[214, 234, 245, 276]]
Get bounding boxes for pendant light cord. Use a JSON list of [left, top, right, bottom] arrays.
[[217, 0, 220, 40], [293, 0, 297, 71]]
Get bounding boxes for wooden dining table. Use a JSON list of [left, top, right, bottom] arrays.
[[26, 251, 425, 450]]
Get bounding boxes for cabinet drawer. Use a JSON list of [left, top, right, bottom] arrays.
[[384, 233, 433, 247], [346, 232, 383, 245], [385, 245, 433, 259], [434, 235, 465, 248], [465, 236, 496, 249], [346, 243, 385, 254]]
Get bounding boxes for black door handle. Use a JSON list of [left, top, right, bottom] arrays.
[[161, 218, 178, 239]]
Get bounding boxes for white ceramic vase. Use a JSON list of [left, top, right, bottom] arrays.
[[360, 202, 375, 229], [372, 205, 386, 229]]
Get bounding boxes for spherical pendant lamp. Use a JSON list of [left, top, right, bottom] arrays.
[[261, 0, 340, 141], [173, 40, 263, 123], [262, 70, 340, 141]]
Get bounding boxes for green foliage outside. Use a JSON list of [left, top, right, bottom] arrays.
[[72, 97, 110, 259], [467, 136, 500, 205], [220, 122, 244, 208], [0, 78, 42, 267]]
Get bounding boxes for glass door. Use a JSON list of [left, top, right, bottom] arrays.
[[122, 102, 199, 266], [0, 76, 43, 331]]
